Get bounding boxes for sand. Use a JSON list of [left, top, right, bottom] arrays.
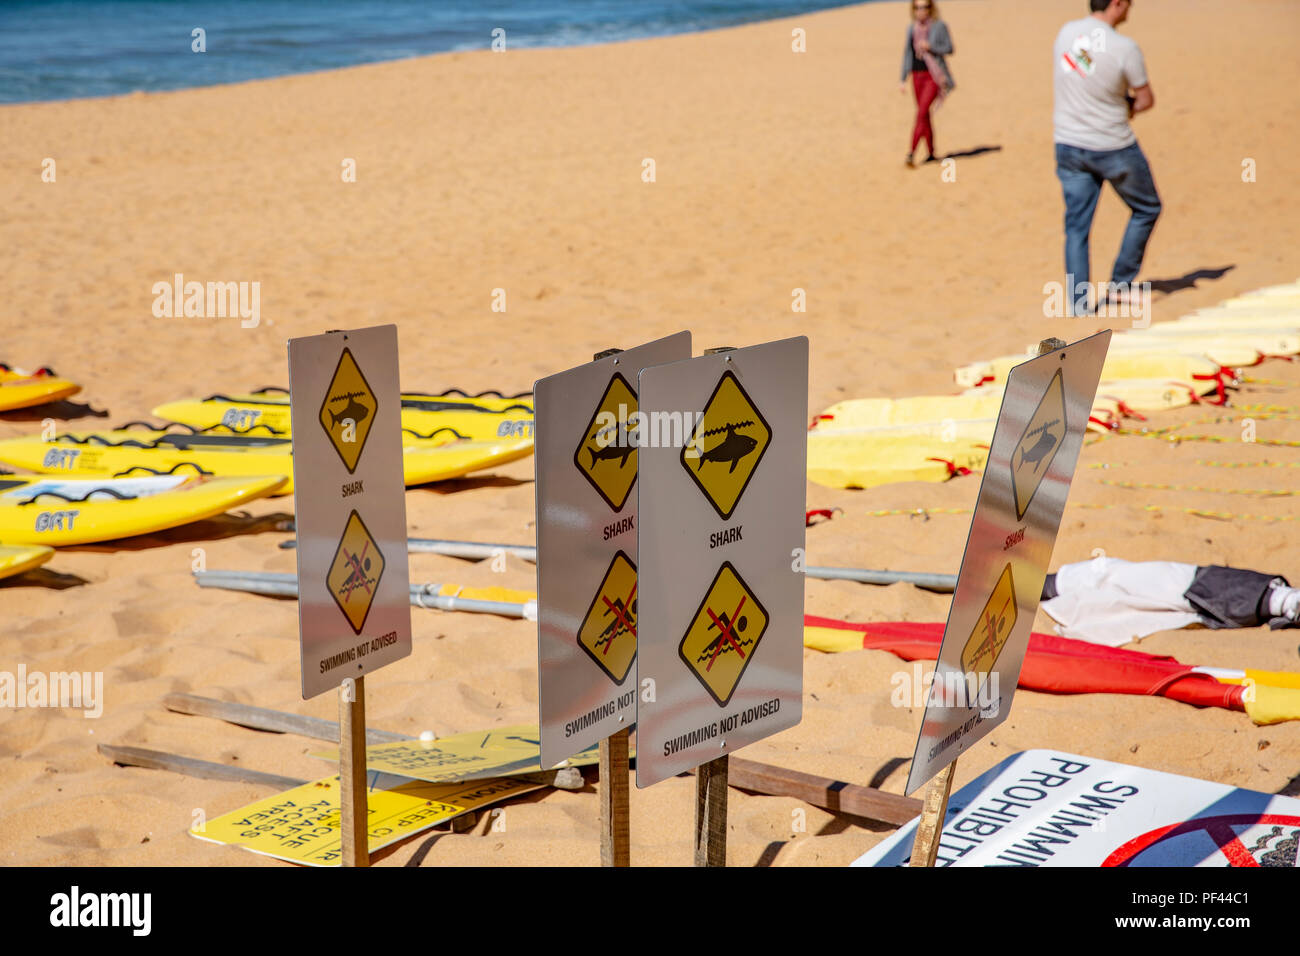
[[2, 0, 1299, 866]]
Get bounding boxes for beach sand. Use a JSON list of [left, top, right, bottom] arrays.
[[2, 0, 1299, 866]]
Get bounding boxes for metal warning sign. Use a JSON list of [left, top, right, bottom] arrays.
[[311, 724, 607, 782], [959, 563, 1016, 689], [678, 562, 769, 707], [681, 371, 772, 520], [289, 326, 411, 699], [1012, 369, 1066, 520], [576, 550, 639, 684], [574, 373, 639, 512], [535, 333, 691, 770], [326, 510, 385, 633], [319, 348, 377, 473], [193, 773, 542, 867], [904, 331, 1110, 794], [636, 337, 807, 788]]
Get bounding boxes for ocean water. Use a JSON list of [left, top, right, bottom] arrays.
[[0, 0, 867, 104]]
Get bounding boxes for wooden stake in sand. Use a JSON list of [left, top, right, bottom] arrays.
[[599, 725, 631, 868], [694, 755, 728, 867], [908, 758, 955, 868], [339, 675, 369, 867]]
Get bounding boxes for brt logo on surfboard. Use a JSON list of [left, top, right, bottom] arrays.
[[151, 273, 260, 328]]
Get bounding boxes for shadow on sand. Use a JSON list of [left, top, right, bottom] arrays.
[[60, 510, 295, 554], [941, 145, 1002, 161], [1148, 265, 1236, 296], [0, 399, 110, 424], [0, 567, 89, 590]]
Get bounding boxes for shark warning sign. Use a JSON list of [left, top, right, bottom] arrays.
[[535, 333, 691, 770], [1012, 369, 1066, 520], [680, 370, 772, 520], [319, 348, 377, 474], [904, 333, 1109, 795], [636, 337, 806, 787], [289, 326, 411, 700], [574, 372, 639, 513]]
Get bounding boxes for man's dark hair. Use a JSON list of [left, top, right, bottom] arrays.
[[1090, 0, 1112, 12]]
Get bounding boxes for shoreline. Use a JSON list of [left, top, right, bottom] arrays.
[[0, 0, 866, 108]]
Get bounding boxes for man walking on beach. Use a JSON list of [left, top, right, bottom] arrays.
[[1053, 0, 1160, 317]]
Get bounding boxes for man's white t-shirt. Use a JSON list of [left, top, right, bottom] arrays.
[[1053, 17, 1148, 151]]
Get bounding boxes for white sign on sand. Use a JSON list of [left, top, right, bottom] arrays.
[[288, 326, 412, 699], [534, 332, 691, 769], [856, 749, 1300, 867], [905, 332, 1110, 794], [635, 337, 808, 787]]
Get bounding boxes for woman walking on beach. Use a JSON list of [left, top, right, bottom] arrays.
[[899, 0, 954, 167]]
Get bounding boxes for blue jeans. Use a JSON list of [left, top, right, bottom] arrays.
[[1055, 141, 1162, 316]]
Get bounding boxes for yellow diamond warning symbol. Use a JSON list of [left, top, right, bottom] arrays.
[[681, 370, 771, 520], [678, 562, 769, 707], [1012, 369, 1066, 520], [576, 550, 638, 685], [960, 563, 1017, 688], [573, 372, 639, 513], [327, 510, 386, 634], [319, 348, 378, 474]]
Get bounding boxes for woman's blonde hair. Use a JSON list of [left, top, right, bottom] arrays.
[[913, 0, 939, 17]]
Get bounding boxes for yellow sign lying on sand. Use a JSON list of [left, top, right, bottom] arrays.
[[577, 550, 639, 684], [573, 372, 640, 512], [678, 562, 769, 707], [1012, 369, 1066, 520], [326, 510, 385, 634], [193, 774, 540, 866], [319, 347, 378, 473], [313, 724, 605, 782], [681, 370, 771, 520]]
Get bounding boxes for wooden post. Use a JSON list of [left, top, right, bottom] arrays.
[[594, 347, 633, 869], [694, 754, 729, 866], [908, 757, 956, 867], [599, 727, 631, 866], [339, 675, 369, 867]]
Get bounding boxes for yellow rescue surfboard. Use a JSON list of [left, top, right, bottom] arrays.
[[0, 430, 533, 494], [955, 352, 1224, 389], [152, 389, 534, 442], [0, 366, 81, 412], [965, 378, 1208, 413], [807, 433, 989, 490], [0, 473, 286, 546], [0, 544, 55, 580]]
